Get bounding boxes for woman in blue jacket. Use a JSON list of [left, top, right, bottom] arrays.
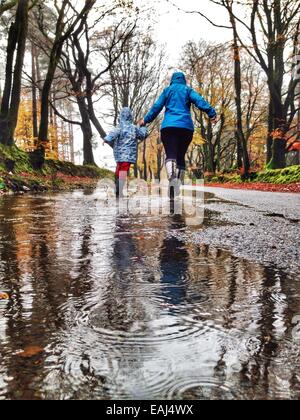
[[140, 72, 217, 190]]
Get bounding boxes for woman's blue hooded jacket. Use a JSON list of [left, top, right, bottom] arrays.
[[144, 72, 216, 132]]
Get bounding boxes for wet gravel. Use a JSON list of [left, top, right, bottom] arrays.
[[184, 187, 300, 273]]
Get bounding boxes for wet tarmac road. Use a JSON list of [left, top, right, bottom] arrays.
[[0, 188, 299, 400]]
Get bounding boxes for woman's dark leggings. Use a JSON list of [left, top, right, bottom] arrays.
[[161, 127, 194, 170]]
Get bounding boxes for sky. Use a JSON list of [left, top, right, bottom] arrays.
[[93, 0, 235, 169], [152, 0, 233, 64]]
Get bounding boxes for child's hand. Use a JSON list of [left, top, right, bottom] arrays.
[[138, 119, 145, 127], [210, 117, 217, 126]]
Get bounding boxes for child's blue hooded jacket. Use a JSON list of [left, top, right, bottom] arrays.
[[144, 72, 216, 132], [105, 108, 148, 163]]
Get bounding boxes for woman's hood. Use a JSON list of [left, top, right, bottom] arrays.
[[170, 72, 187, 85]]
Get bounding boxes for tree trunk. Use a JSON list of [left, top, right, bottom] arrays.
[[36, 48, 42, 102], [266, 101, 274, 164], [157, 142, 162, 181], [86, 94, 106, 138], [37, 0, 69, 155], [268, 99, 287, 169], [203, 142, 215, 173], [0, 0, 29, 146], [38, 42, 63, 152], [143, 140, 147, 181], [77, 97, 96, 166], [227, 3, 250, 176], [31, 42, 38, 141], [233, 43, 250, 175], [207, 123, 216, 173], [216, 113, 225, 172], [51, 93, 59, 158], [271, 138, 286, 168], [8, 0, 29, 145], [265, 0, 287, 169], [69, 122, 75, 164], [0, 23, 18, 145], [236, 133, 243, 168]]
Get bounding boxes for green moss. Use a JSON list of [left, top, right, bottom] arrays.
[[43, 159, 113, 179], [266, 160, 275, 170], [0, 144, 34, 173], [0, 144, 114, 194], [0, 145, 113, 179], [205, 172, 244, 184], [205, 165, 300, 185], [255, 166, 300, 184]]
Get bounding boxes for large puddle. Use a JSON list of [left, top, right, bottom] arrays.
[[0, 190, 300, 400]]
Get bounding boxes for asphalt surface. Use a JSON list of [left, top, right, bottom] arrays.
[[184, 187, 300, 273]]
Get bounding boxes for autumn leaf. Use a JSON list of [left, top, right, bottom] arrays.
[[0, 292, 9, 300], [17, 346, 44, 359]]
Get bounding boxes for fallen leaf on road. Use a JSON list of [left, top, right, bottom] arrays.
[[0, 293, 9, 300], [17, 346, 44, 358]]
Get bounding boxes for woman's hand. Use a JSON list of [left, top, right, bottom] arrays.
[[210, 117, 217, 126]]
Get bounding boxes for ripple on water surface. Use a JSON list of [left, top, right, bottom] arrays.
[[0, 192, 300, 400]]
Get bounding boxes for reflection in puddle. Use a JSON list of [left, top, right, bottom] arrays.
[[0, 190, 300, 400]]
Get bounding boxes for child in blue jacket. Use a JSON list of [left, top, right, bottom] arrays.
[[105, 108, 148, 198]]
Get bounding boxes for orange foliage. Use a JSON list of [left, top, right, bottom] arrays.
[[15, 97, 36, 151], [17, 346, 44, 359], [15, 91, 69, 161], [289, 142, 300, 151], [248, 126, 268, 170]]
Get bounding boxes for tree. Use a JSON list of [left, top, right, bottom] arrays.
[[30, 41, 38, 140], [34, 0, 97, 157], [0, 0, 29, 146], [168, 0, 300, 169], [0, 0, 17, 17], [101, 28, 164, 178], [182, 41, 235, 174], [56, 15, 136, 165], [15, 92, 34, 149], [14, 90, 71, 160], [101, 29, 164, 125], [242, 57, 268, 168], [219, 0, 251, 175], [137, 122, 164, 181], [212, 0, 300, 168]]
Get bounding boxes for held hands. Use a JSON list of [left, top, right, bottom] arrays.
[[138, 118, 146, 127], [102, 138, 114, 149], [102, 139, 112, 149], [210, 117, 218, 126]]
